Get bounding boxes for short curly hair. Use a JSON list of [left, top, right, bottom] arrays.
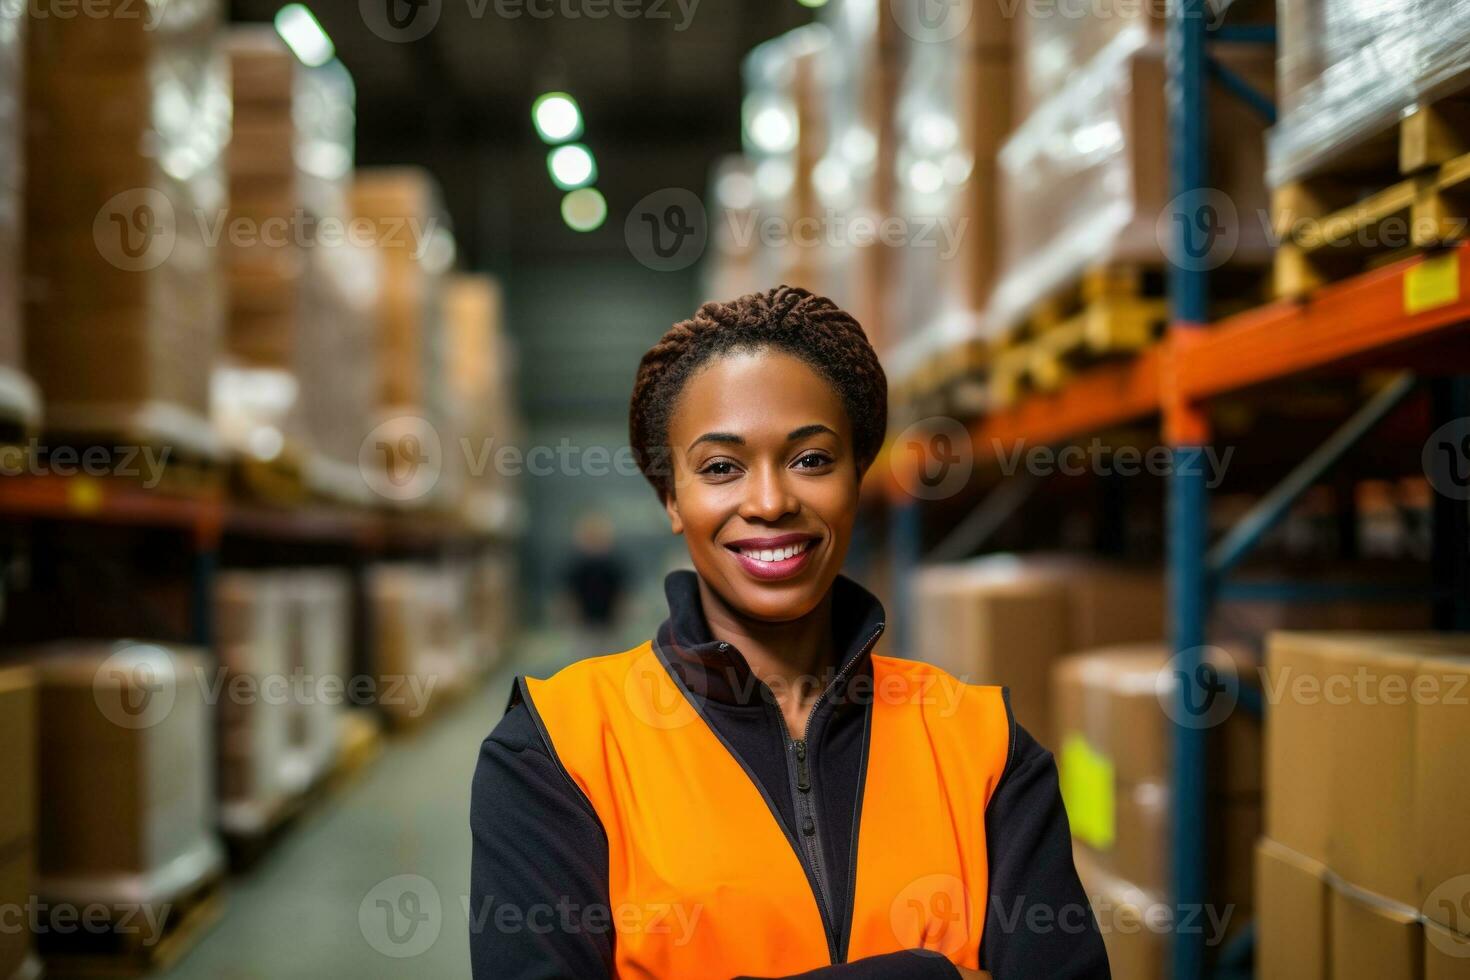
[[629, 285, 888, 501]]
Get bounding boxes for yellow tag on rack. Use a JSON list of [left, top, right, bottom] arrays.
[[1059, 733, 1116, 850], [1405, 253, 1460, 315], [67, 476, 104, 514]]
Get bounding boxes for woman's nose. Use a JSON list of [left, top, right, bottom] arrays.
[[739, 464, 797, 522]]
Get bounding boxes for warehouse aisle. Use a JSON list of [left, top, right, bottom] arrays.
[[162, 635, 574, 980]]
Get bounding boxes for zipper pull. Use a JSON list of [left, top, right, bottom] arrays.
[[794, 738, 810, 792]]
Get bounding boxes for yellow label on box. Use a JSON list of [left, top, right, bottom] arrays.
[[1405, 253, 1460, 315], [1059, 733, 1115, 850]]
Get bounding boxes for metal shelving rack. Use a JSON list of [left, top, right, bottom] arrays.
[[881, 3, 1470, 976]]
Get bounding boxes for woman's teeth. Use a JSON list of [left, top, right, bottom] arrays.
[[737, 540, 810, 563]]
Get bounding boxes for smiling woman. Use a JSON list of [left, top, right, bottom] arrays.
[[469, 286, 1111, 980]]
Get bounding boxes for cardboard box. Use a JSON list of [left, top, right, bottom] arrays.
[[1425, 920, 1470, 979], [1264, 633, 1334, 864], [1330, 880, 1422, 980], [915, 556, 1164, 742], [1415, 654, 1470, 923], [1072, 845, 1166, 980], [1276, 634, 1470, 907], [0, 667, 35, 852], [1257, 837, 1329, 980], [31, 644, 220, 887]]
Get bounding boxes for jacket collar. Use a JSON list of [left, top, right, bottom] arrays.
[[652, 568, 887, 710]]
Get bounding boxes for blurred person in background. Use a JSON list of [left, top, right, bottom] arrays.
[[470, 287, 1108, 979], [561, 511, 630, 659]]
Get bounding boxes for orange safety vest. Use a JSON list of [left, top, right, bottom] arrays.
[[520, 640, 1013, 978]]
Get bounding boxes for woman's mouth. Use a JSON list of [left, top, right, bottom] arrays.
[[723, 535, 818, 581]]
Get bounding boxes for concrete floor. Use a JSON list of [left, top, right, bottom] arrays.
[[161, 633, 579, 980]]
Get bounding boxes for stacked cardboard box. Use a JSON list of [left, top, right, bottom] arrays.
[[29, 643, 223, 922], [0, 668, 37, 980], [1053, 647, 1261, 929], [443, 274, 519, 532], [912, 555, 1164, 741], [1268, 0, 1470, 186], [351, 168, 453, 505], [1259, 632, 1470, 980], [0, 4, 37, 433], [280, 569, 351, 789], [741, 25, 832, 297], [23, 0, 227, 457], [368, 564, 477, 726], [295, 61, 381, 501], [214, 572, 294, 836], [990, 12, 1274, 331], [213, 28, 306, 461], [887, 0, 1014, 365]]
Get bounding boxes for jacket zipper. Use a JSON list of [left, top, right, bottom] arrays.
[[771, 623, 885, 965]]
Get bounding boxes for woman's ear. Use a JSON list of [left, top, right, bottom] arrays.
[[663, 490, 684, 535]]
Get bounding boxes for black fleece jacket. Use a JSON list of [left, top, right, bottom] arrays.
[[469, 570, 1110, 980]]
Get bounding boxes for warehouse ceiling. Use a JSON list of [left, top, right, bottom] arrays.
[[229, 0, 812, 266]]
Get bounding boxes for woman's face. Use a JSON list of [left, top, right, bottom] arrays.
[[663, 348, 860, 623]]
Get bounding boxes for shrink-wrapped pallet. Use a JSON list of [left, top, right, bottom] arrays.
[[23, 0, 228, 457], [0, 3, 37, 432], [213, 572, 294, 835], [886, 2, 1014, 374], [990, 27, 1274, 331], [368, 564, 475, 725], [29, 642, 223, 911], [443, 274, 520, 532], [741, 25, 834, 296], [296, 62, 381, 500], [281, 569, 351, 789], [212, 27, 305, 463], [1269, 0, 1470, 185]]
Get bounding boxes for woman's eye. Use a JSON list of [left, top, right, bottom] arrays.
[[794, 452, 833, 469], [700, 460, 738, 476]]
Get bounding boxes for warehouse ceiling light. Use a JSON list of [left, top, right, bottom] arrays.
[[532, 92, 583, 143], [274, 4, 334, 68], [743, 96, 798, 154], [561, 188, 607, 232], [548, 143, 597, 190]]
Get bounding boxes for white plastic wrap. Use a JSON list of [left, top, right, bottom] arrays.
[[281, 570, 351, 790], [741, 24, 834, 293], [1268, 0, 1470, 186], [214, 573, 295, 835], [30, 642, 223, 907], [991, 28, 1273, 332], [24, 0, 227, 456], [0, 0, 36, 429]]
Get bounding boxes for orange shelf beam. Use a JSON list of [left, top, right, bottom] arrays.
[[1177, 244, 1470, 401], [0, 474, 225, 545], [972, 343, 1165, 462]]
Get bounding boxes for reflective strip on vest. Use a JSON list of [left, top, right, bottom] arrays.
[[521, 641, 1012, 977]]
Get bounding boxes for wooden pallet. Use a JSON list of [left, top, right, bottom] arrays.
[[35, 435, 225, 498], [230, 440, 309, 506], [39, 871, 225, 978], [1273, 91, 1470, 298], [990, 265, 1168, 408]]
